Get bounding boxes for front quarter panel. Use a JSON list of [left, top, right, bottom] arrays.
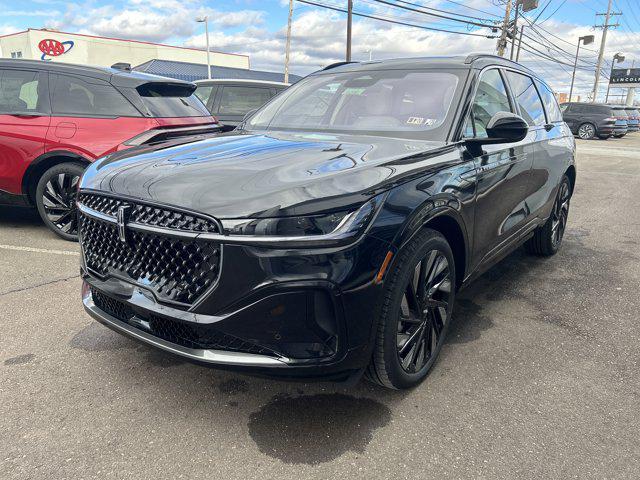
[[369, 144, 475, 276]]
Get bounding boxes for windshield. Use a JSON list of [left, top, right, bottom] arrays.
[[246, 69, 462, 139]]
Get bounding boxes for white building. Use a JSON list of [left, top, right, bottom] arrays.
[[0, 28, 249, 70]]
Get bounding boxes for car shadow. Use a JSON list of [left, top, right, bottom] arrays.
[[0, 205, 42, 229]]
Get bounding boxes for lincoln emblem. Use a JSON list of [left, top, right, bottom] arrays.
[[117, 205, 131, 243]]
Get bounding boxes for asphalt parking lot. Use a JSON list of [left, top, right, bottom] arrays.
[[1, 135, 639, 479]]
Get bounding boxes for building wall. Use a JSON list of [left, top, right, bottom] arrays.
[[0, 29, 249, 70]]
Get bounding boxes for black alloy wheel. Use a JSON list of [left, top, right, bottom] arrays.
[[366, 228, 456, 389], [525, 174, 571, 256], [550, 180, 570, 249], [35, 162, 85, 241], [577, 123, 596, 140], [396, 250, 452, 374]]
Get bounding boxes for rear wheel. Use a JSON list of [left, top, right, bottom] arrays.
[[525, 175, 571, 257], [577, 123, 596, 140], [366, 229, 455, 389], [35, 162, 85, 241]]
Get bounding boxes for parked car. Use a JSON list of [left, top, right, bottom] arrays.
[[79, 55, 575, 389], [559, 102, 619, 139], [0, 59, 220, 240], [624, 107, 639, 133], [194, 79, 289, 131], [609, 105, 630, 138]]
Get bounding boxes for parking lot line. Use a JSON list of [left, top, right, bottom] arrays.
[[0, 244, 80, 256]]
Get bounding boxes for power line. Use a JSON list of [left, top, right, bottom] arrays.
[[295, 0, 498, 37], [373, 0, 499, 24]]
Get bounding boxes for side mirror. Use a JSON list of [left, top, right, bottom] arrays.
[[466, 112, 529, 150]]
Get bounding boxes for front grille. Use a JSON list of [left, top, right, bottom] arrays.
[[78, 193, 219, 233], [91, 288, 277, 357], [79, 194, 222, 307]]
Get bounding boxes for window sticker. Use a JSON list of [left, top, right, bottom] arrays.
[[406, 117, 437, 126]]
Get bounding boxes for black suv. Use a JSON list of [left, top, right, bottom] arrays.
[[79, 55, 575, 389], [560, 102, 619, 139]]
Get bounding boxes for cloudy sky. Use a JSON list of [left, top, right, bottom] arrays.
[[2, 0, 640, 101]]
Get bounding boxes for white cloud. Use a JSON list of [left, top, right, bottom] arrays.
[[45, 0, 266, 43]]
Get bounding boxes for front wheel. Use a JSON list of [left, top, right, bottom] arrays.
[[525, 175, 571, 256], [366, 229, 455, 389], [35, 162, 85, 241]]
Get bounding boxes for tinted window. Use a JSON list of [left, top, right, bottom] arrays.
[[466, 69, 512, 138], [137, 83, 210, 118], [0, 69, 46, 113], [505, 71, 545, 126], [247, 70, 461, 140], [194, 85, 214, 107], [51, 74, 139, 117], [535, 80, 562, 122], [218, 86, 272, 116]]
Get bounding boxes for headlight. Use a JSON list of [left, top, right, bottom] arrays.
[[212, 197, 381, 248]]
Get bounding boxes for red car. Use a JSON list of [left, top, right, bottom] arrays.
[[0, 59, 220, 240]]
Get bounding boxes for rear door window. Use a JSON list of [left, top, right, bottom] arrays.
[[505, 71, 545, 126], [0, 69, 48, 113], [535, 80, 562, 122], [466, 69, 512, 138], [51, 74, 140, 117], [218, 86, 273, 116]]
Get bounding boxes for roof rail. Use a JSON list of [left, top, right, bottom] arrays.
[[464, 53, 519, 65], [322, 61, 358, 71]]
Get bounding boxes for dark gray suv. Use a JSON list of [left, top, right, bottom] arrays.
[[560, 102, 619, 140]]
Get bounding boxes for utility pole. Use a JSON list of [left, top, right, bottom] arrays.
[[284, 0, 293, 84], [346, 0, 353, 61], [510, 1, 519, 60], [591, 0, 621, 102], [496, 0, 512, 57]]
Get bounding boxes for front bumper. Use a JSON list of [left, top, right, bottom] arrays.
[[80, 230, 392, 379]]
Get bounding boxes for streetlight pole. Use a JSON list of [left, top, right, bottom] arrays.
[[196, 16, 211, 79], [284, 0, 293, 84], [605, 52, 625, 103], [569, 35, 594, 102]]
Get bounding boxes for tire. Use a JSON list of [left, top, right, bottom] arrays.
[[525, 175, 571, 257], [577, 123, 596, 140], [35, 162, 85, 241], [366, 228, 456, 389]]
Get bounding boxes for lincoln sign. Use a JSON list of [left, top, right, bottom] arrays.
[[609, 68, 640, 87]]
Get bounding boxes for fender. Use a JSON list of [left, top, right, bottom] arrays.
[[21, 150, 92, 197]]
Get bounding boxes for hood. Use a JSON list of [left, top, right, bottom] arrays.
[[80, 130, 455, 218]]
